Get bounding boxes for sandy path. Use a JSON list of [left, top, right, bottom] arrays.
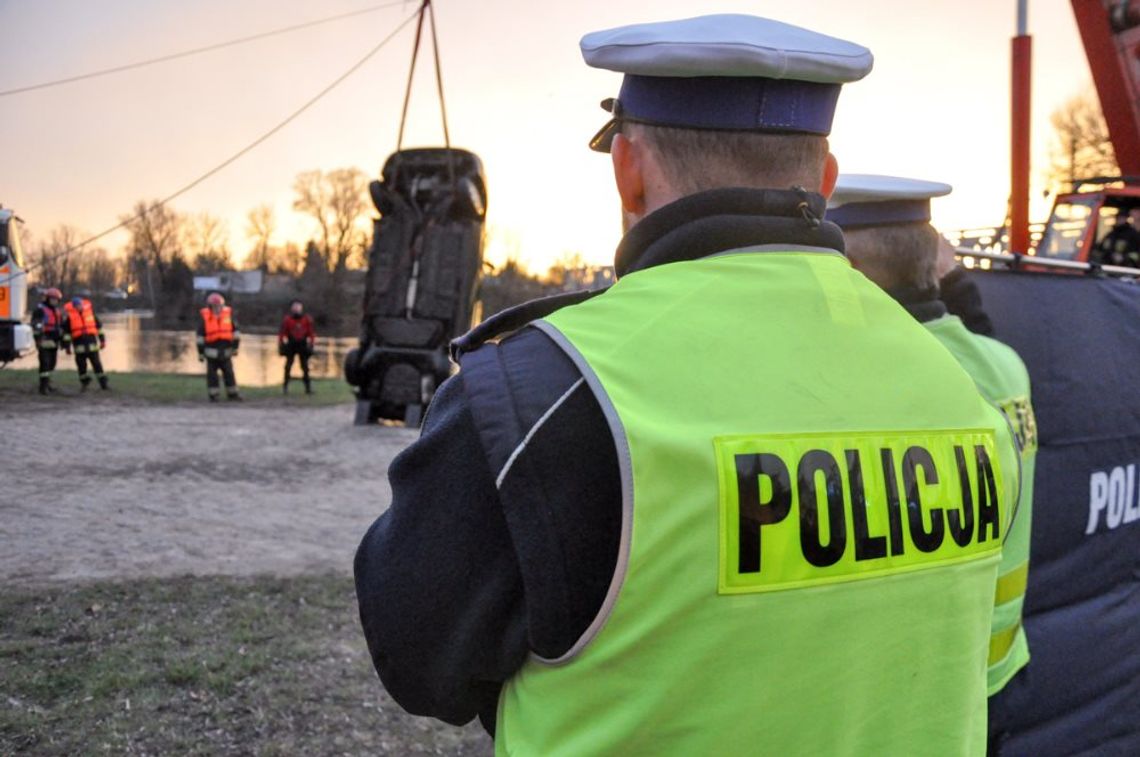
[[0, 398, 416, 586]]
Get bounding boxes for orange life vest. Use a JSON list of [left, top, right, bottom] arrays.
[[64, 300, 98, 339], [200, 306, 235, 343]]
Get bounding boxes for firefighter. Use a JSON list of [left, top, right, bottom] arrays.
[[61, 295, 109, 391], [196, 292, 241, 402], [30, 287, 64, 395], [354, 15, 1021, 755], [278, 299, 316, 394], [828, 174, 1038, 754]]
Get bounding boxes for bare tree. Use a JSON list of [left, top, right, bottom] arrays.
[[278, 241, 304, 276], [184, 212, 231, 274], [546, 251, 587, 289], [1047, 90, 1120, 192], [29, 225, 84, 294], [83, 248, 120, 295], [121, 200, 186, 307], [245, 204, 276, 270], [292, 167, 371, 271]]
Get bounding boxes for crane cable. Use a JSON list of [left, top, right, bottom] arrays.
[[0, 1, 412, 98], [2, 9, 419, 287], [391, 0, 453, 187]]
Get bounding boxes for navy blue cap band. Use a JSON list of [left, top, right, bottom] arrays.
[[618, 74, 842, 135], [826, 199, 932, 229]]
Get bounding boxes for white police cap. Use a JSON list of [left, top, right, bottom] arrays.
[[580, 14, 873, 152], [827, 174, 953, 229]]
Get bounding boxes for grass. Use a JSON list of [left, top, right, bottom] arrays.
[[0, 574, 490, 756], [0, 368, 355, 406]]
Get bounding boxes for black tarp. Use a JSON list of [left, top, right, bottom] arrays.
[[972, 270, 1140, 756]]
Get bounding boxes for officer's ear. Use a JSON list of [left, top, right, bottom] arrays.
[[612, 133, 646, 216], [820, 153, 839, 199]]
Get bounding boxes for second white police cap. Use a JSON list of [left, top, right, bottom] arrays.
[[827, 174, 953, 229]]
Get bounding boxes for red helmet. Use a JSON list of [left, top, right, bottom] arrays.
[[43, 287, 62, 300], [206, 293, 225, 306]]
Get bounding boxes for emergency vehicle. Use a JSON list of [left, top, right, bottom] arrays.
[[1034, 179, 1140, 264], [969, 1, 1140, 272], [0, 207, 33, 364], [1032, 0, 1140, 266]]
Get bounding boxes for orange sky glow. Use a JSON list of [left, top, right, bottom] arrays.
[[0, 0, 1100, 275]]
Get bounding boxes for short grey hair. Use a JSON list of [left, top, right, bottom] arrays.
[[843, 223, 940, 292], [625, 123, 828, 195]]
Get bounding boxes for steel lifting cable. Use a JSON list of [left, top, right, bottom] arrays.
[[1, 9, 419, 288], [391, 0, 455, 187]]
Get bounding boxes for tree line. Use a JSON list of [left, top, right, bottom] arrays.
[[31, 86, 1111, 333], [25, 167, 376, 330]]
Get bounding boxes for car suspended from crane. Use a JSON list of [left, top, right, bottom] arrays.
[[343, 0, 488, 426]]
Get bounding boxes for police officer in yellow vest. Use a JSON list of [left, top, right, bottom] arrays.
[[355, 15, 1022, 755], [828, 175, 1037, 753]]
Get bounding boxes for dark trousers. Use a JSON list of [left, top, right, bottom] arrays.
[[283, 343, 311, 390], [206, 357, 238, 397], [37, 345, 58, 392], [73, 343, 107, 387], [38, 346, 58, 375]]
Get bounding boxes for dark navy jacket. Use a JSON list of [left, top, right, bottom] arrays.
[[353, 188, 845, 734]]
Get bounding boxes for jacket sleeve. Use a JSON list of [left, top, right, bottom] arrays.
[[306, 315, 316, 343], [354, 375, 528, 730], [278, 317, 289, 343], [231, 314, 241, 350], [195, 316, 206, 354]]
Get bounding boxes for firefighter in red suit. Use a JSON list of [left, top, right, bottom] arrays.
[[278, 300, 316, 394]]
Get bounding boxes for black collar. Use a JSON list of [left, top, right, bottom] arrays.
[[616, 187, 845, 277], [885, 285, 947, 323], [453, 188, 845, 360]]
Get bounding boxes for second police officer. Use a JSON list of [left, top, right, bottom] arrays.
[[355, 13, 1024, 755], [828, 174, 1038, 753]]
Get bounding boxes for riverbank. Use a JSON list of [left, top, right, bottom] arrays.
[[0, 369, 354, 405]]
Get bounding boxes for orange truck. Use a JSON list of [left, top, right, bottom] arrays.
[[1020, 2, 1140, 268]]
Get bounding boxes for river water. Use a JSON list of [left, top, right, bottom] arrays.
[[90, 312, 356, 387]]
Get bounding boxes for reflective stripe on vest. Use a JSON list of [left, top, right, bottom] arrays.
[[924, 314, 1036, 694], [201, 307, 234, 343], [64, 300, 98, 339], [495, 250, 1019, 757]]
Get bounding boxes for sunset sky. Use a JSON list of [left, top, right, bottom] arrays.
[[0, 0, 1098, 273]]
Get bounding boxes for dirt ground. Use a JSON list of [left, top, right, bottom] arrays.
[[1, 394, 496, 755], [0, 395, 416, 587]]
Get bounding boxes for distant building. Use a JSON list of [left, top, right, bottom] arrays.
[[192, 270, 264, 294]]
